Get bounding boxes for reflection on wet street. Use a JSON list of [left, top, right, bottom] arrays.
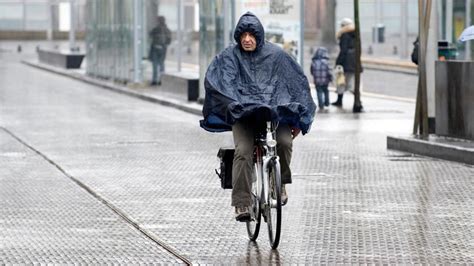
[[0, 52, 473, 264]]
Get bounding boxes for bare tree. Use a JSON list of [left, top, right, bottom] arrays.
[[413, 0, 432, 137]]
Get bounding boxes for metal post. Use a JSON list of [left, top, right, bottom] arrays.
[[69, 0, 76, 51], [133, 0, 143, 84], [223, 0, 229, 48], [466, 0, 471, 60], [47, 0, 53, 41], [423, 0, 432, 137], [446, 0, 453, 42], [231, 0, 236, 33], [426, 0, 438, 124], [299, 0, 304, 67], [22, 0, 26, 31], [414, 0, 423, 135], [400, 0, 409, 58], [177, 0, 182, 72], [353, 0, 362, 110]]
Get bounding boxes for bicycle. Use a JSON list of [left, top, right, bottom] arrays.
[[246, 121, 282, 249]]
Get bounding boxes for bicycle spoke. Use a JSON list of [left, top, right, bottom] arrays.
[[246, 163, 261, 241]]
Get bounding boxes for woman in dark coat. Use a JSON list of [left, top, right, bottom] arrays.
[[333, 18, 362, 107]]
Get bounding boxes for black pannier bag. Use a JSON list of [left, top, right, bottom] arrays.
[[216, 147, 234, 189]]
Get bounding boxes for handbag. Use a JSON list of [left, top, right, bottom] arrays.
[[335, 65, 346, 94], [335, 65, 345, 86], [215, 147, 234, 189]]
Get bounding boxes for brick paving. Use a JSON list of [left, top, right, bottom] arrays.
[[0, 129, 185, 264], [0, 52, 473, 264]]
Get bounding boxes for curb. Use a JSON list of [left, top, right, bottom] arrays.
[[387, 135, 474, 165], [21, 60, 202, 116], [362, 57, 417, 69]]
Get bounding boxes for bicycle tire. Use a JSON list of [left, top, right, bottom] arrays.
[[266, 159, 282, 249], [247, 163, 261, 240]]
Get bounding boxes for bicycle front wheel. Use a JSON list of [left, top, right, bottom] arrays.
[[267, 160, 282, 249], [247, 163, 261, 240]]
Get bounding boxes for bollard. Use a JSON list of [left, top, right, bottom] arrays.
[[17, 45, 22, 53]]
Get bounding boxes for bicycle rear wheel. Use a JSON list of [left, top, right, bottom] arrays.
[[247, 163, 261, 240], [267, 160, 282, 249]]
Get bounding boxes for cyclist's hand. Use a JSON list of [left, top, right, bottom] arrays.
[[291, 127, 301, 139]]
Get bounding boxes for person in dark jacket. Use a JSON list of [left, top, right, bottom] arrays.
[[148, 16, 171, 86], [411, 37, 419, 65], [333, 18, 362, 108], [200, 12, 316, 221], [310, 47, 333, 111]]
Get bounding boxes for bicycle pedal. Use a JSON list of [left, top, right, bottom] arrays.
[[261, 209, 268, 223], [236, 213, 251, 222]]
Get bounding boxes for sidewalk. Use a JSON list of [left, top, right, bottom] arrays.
[[21, 59, 203, 116]]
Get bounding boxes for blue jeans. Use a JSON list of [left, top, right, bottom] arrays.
[[150, 47, 166, 83], [316, 85, 329, 108]]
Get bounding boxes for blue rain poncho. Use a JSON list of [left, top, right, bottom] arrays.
[[200, 12, 316, 134]]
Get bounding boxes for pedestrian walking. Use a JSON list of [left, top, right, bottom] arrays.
[[200, 12, 316, 221], [310, 47, 333, 111], [333, 18, 363, 110], [148, 16, 171, 86]]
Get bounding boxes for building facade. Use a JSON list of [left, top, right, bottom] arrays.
[[3, 1, 472, 87], [0, 0, 87, 39], [335, 0, 473, 60]]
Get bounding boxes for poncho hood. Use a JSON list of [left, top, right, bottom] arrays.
[[200, 13, 316, 135], [234, 12, 265, 51]]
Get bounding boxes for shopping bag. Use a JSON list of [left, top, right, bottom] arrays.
[[335, 65, 345, 94]]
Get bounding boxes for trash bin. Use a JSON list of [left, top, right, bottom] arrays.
[[438, 40, 457, 60], [372, 24, 385, 43]]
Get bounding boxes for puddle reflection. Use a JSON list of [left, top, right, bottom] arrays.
[[244, 240, 282, 265]]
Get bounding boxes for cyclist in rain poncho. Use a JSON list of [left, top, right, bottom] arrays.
[[200, 12, 316, 221]]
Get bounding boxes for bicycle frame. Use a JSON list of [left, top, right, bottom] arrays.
[[254, 121, 280, 218], [247, 120, 283, 249]]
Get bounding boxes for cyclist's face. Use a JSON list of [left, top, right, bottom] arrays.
[[240, 32, 257, 52]]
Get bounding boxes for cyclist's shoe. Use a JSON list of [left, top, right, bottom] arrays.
[[235, 206, 251, 222], [281, 185, 288, 206]]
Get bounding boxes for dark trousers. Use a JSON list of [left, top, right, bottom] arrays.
[[316, 85, 330, 108], [231, 121, 293, 207]]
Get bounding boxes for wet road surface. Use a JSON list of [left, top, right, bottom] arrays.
[[0, 52, 473, 264]]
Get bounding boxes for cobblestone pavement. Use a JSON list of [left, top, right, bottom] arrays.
[[0, 130, 185, 264], [1, 52, 473, 264]]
